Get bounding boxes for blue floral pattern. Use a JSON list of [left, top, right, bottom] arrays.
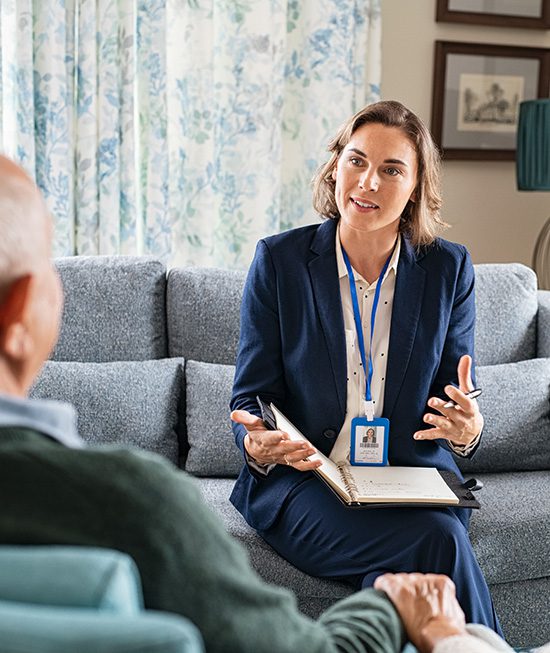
[[0, 0, 381, 268]]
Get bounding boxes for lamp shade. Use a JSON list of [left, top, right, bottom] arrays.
[[516, 99, 550, 191]]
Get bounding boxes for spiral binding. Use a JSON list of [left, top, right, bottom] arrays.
[[337, 462, 359, 503]]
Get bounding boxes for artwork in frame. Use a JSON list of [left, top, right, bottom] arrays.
[[436, 0, 550, 29], [431, 41, 550, 160]]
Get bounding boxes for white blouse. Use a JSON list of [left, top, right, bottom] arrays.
[[329, 226, 400, 464]]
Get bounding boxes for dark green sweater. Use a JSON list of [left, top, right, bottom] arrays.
[[0, 428, 405, 653]]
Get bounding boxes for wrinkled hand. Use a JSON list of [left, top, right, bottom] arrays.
[[374, 573, 466, 653], [414, 355, 484, 448], [231, 410, 322, 471]]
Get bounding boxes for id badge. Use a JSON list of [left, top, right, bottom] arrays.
[[349, 417, 389, 466]]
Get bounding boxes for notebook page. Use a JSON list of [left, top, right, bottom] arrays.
[[271, 404, 346, 492], [350, 466, 459, 504]]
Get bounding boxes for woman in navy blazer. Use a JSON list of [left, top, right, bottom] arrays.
[[230, 101, 501, 633]]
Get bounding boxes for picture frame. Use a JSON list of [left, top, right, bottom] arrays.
[[436, 0, 550, 30], [431, 41, 550, 160]]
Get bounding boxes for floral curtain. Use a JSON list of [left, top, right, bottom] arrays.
[[0, 0, 381, 269]]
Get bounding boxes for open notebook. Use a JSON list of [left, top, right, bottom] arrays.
[[259, 399, 479, 509]]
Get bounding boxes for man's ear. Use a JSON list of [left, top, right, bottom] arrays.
[[0, 275, 34, 361]]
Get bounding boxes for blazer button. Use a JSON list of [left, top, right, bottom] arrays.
[[323, 429, 337, 439]]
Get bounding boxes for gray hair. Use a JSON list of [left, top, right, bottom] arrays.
[[0, 175, 50, 303]]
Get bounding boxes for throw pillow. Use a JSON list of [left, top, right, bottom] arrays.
[[185, 360, 243, 477], [457, 358, 550, 473], [30, 359, 184, 465]]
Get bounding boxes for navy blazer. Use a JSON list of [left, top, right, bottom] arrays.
[[230, 219, 479, 532]]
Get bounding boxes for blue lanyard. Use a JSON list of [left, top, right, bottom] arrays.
[[341, 243, 395, 413]]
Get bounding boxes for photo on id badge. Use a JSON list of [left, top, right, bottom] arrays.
[[350, 417, 389, 466]]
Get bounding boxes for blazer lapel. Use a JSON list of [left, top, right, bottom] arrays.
[[383, 237, 426, 419], [307, 220, 347, 418]]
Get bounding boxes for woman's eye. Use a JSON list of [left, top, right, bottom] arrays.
[[349, 157, 362, 166], [385, 167, 400, 176]]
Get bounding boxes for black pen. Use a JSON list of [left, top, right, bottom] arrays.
[[442, 388, 482, 409]]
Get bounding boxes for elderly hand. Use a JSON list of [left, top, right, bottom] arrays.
[[374, 573, 466, 653], [231, 409, 322, 471], [414, 355, 484, 449]]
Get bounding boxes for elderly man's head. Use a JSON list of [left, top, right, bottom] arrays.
[[0, 156, 62, 396]]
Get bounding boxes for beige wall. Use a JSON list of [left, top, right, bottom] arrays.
[[381, 0, 550, 266]]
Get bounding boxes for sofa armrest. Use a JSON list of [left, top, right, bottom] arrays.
[[0, 601, 204, 653], [537, 290, 550, 358], [0, 546, 143, 614]]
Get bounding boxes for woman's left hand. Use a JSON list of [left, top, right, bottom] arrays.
[[413, 355, 483, 448]]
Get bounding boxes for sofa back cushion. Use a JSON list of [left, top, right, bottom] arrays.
[[53, 256, 167, 362], [184, 361, 242, 477], [31, 359, 185, 465], [474, 263, 538, 366], [457, 358, 550, 473], [167, 268, 245, 365]]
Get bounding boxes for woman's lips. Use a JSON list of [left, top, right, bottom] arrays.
[[351, 197, 379, 210]]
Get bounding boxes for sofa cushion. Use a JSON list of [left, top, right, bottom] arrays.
[[470, 471, 550, 585], [31, 359, 184, 465], [457, 358, 550, 474], [53, 256, 167, 362], [185, 361, 243, 477], [490, 577, 550, 648], [198, 472, 550, 634], [0, 547, 143, 614], [474, 263, 537, 366], [167, 268, 245, 365]]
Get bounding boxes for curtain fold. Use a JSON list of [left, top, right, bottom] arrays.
[[0, 0, 381, 269]]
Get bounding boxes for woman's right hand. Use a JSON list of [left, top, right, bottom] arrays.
[[230, 410, 322, 472]]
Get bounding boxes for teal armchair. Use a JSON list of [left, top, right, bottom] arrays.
[[0, 546, 203, 653]]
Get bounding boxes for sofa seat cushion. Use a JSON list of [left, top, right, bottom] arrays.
[[198, 472, 549, 604], [196, 478, 351, 617], [31, 359, 185, 465], [54, 256, 168, 362], [458, 358, 550, 473], [185, 361, 242, 477], [470, 471, 550, 585]]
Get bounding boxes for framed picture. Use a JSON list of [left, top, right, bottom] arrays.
[[431, 41, 550, 160], [436, 0, 550, 29]]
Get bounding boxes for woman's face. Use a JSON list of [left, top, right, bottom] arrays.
[[332, 122, 418, 237]]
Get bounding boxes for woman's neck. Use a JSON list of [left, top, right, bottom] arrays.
[[339, 222, 399, 284]]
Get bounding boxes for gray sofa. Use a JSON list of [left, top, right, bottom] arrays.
[[29, 255, 550, 648]]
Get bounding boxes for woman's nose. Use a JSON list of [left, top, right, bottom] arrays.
[[359, 170, 379, 192]]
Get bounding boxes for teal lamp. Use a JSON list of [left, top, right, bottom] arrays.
[[516, 99, 550, 289]]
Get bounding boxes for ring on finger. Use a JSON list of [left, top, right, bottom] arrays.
[[283, 454, 291, 466]]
